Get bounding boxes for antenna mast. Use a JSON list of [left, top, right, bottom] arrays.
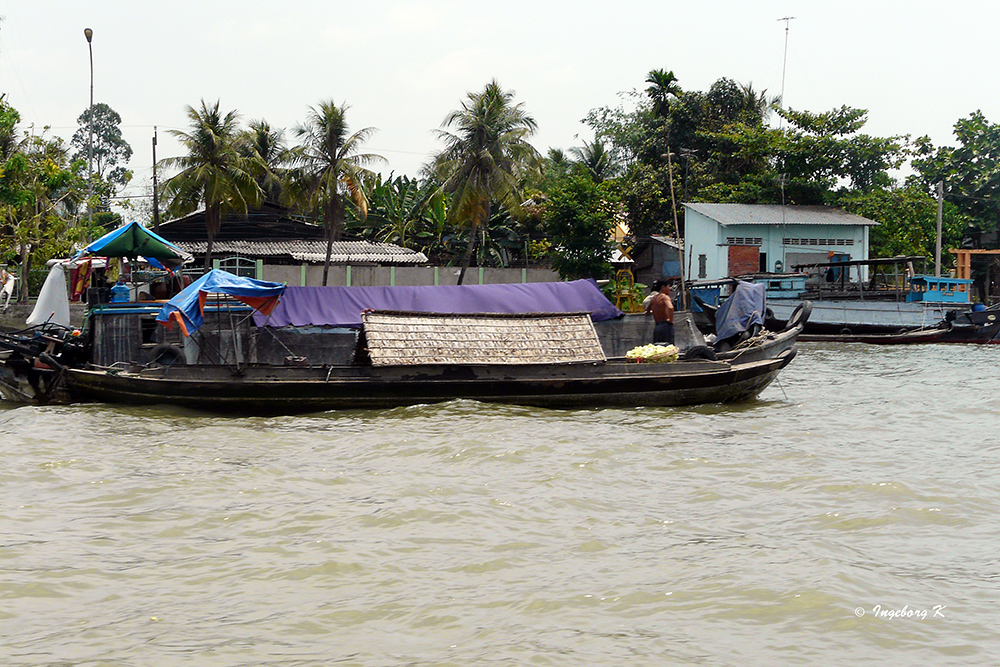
[[778, 16, 795, 129]]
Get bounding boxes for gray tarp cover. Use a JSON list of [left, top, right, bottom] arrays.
[[714, 281, 766, 341]]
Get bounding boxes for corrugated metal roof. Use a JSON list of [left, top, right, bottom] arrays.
[[685, 203, 879, 227], [174, 240, 428, 264], [650, 235, 682, 248], [363, 311, 606, 366]]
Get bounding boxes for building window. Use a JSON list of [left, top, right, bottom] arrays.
[[218, 256, 257, 278], [698, 254, 707, 279], [726, 237, 763, 246], [782, 238, 854, 246]]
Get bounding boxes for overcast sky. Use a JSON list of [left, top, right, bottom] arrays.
[[2, 1, 997, 216]]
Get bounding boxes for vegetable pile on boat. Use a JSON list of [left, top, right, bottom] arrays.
[[625, 344, 679, 363]]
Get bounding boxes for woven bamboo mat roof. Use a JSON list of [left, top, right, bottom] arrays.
[[362, 311, 607, 367]]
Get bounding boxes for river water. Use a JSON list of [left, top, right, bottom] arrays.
[[1, 342, 998, 666]]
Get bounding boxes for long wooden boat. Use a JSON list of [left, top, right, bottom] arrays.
[[1, 265, 807, 411], [61, 349, 797, 413], [800, 327, 949, 345]]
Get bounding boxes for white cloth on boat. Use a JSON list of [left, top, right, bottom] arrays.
[[27, 264, 72, 328]]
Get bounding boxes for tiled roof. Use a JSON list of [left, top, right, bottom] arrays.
[[685, 203, 879, 226], [174, 239, 428, 265]]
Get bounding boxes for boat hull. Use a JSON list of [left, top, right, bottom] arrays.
[[0, 360, 72, 404], [62, 351, 795, 413], [767, 299, 962, 334], [767, 300, 1000, 343]]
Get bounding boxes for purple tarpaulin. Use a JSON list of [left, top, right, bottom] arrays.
[[253, 279, 624, 328]]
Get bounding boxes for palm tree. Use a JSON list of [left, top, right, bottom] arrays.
[[426, 79, 541, 284], [738, 83, 779, 126], [569, 139, 615, 183], [645, 69, 682, 118], [286, 100, 383, 286], [160, 100, 263, 270], [240, 119, 291, 203]]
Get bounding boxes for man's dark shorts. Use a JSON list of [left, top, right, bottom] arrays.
[[653, 321, 674, 344]]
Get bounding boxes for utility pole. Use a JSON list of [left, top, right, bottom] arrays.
[[666, 148, 687, 310], [152, 126, 160, 232], [935, 181, 944, 277], [84, 28, 94, 232]]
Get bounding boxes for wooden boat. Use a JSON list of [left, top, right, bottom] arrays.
[[58, 302, 805, 413], [0, 322, 88, 404], [691, 261, 1000, 344], [1, 262, 807, 411], [800, 327, 949, 345], [61, 351, 797, 413]]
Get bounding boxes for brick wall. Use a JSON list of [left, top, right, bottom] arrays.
[[727, 245, 759, 276]]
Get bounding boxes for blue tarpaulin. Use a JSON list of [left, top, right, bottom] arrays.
[[714, 281, 766, 341], [157, 270, 286, 336], [253, 279, 624, 328]]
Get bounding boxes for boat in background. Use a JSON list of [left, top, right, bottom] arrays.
[[691, 256, 1000, 344]]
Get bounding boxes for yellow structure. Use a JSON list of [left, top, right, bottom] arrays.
[[951, 248, 1000, 280], [614, 269, 644, 313]]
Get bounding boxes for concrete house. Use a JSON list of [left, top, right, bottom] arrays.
[[683, 203, 878, 280]]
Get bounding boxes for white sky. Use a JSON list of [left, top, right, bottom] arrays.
[[2, 1, 998, 216]]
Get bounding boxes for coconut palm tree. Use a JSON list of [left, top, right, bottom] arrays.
[[738, 83, 779, 126], [426, 79, 541, 284], [569, 139, 616, 183], [286, 100, 383, 286], [160, 100, 263, 270], [240, 119, 291, 203]]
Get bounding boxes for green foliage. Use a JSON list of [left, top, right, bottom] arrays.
[[0, 101, 87, 300], [568, 139, 617, 183], [543, 174, 615, 280], [612, 162, 674, 244], [835, 185, 964, 262], [286, 100, 383, 285], [583, 70, 906, 227], [71, 103, 133, 183], [240, 119, 292, 202], [911, 111, 1000, 232], [359, 173, 460, 264]]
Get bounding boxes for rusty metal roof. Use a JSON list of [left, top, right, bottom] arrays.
[[173, 239, 428, 265], [685, 203, 879, 227]]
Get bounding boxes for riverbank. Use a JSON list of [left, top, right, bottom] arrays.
[[0, 302, 88, 332]]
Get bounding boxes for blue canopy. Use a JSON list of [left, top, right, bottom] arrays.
[[714, 281, 766, 341], [73, 221, 193, 270], [253, 279, 624, 328], [156, 270, 286, 336]]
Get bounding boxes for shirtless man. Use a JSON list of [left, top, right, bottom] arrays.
[[645, 280, 675, 344]]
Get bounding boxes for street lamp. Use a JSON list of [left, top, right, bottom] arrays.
[[84, 27, 93, 230]]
